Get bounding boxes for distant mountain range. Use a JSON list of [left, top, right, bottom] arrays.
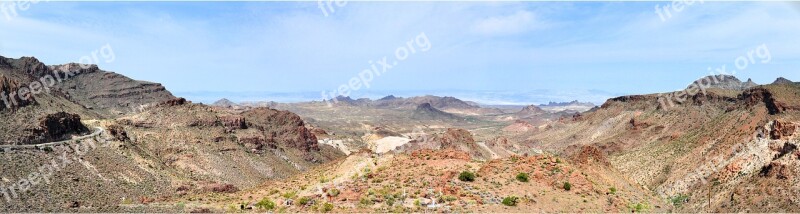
[[178, 89, 621, 106]]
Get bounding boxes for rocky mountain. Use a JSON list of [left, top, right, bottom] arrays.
[[212, 98, 237, 107], [0, 56, 175, 144], [539, 100, 595, 107], [516, 105, 547, 118], [326, 95, 480, 110], [525, 77, 800, 212], [410, 103, 460, 120], [0, 55, 345, 212], [772, 77, 794, 85], [690, 74, 758, 91]]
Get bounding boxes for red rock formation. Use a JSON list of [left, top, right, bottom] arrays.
[[770, 120, 796, 140], [503, 120, 535, 132], [437, 128, 475, 148], [759, 162, 792, 180], [629, 117, 651, 130], [570, 145, 610, 166], [241, 107, 319, 152], [219, 115, 247, 129], [740, 88, 787, 115]]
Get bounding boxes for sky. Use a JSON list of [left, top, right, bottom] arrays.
[[1, 1, 799, 105]]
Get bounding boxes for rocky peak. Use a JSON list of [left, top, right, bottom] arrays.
[[411, 103, 459, 120], [378, 95, 398, 101], [519, 105, 545, 114], [212, 98, 236, 107], [690, 75, 757, 91], [772, 77, 794, 85], [10, 56, 49, 77]]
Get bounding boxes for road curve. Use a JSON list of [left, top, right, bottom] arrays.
[[0, 127, 105, 150]]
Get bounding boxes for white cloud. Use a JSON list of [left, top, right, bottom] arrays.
[[470, 10, 539, 36]]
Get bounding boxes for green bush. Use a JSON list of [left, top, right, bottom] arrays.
[[458, 171, 476, 182], [359, 196, 374, 206], [322, 202, 334, 212], [298, 197, 311, 206], [255, 198, 276, 210], [282, 191, 297, 199], [609, 187, 617, 195], [563, 181, 572, 191], [670, 194, 689, 208], [516, 173, 529, 182], [630, 202, 649, 213], [385, 196, 396, 206], [501, 196, 518, 206]]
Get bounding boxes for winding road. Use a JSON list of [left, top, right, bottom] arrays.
[[0, 127, 105, 150]]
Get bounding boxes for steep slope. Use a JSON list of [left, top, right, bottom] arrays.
[[0, 55, 344, 212], [0, 98, 345, 212], [51, 63, 175, 117], [0, 56, 176, 144], [524, 76, 800, 212]]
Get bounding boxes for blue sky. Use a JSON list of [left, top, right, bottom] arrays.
[[1, 1, 799, 104]]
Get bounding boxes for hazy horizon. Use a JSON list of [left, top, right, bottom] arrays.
[[2, 1, 800, 105]]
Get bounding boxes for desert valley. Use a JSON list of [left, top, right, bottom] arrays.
[[1, 55, 799, 212], [2, 1, 800, 213]]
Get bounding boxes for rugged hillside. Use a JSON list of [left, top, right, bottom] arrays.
[[51, 63, 175, 117], [0, 98, 345, 212], [184, 150, 665, 213], [0, 56, 345, 212], [524, 76, 800, 212], [0, 56, 176, 144]]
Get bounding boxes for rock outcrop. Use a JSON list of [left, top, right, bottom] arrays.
[[241, 107, 319, 152], [769, 120, 796, 140], [0, 75, 36, 110], [32, 112, 89, 143]]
